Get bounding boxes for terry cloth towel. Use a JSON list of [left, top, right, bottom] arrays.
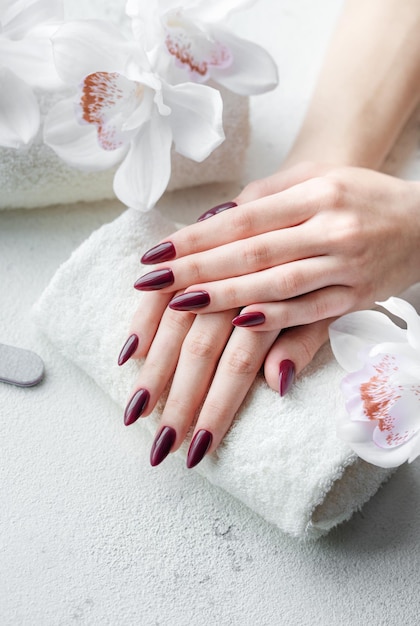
[[33, 208, 393, 540], [0, 86, 248, 210]]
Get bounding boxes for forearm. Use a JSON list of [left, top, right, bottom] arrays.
[[285, 0, 420, 169]]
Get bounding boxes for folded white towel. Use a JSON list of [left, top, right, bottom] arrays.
[[0, 87, 248, 210], [32, 207, 395, 539]]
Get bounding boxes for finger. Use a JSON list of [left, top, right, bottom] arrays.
[[149, 310, 238, 464], [134, 221, 325, 293], [234, 161, 332, 204], [186, 328, 279, 466], [123, 303, 195, 426], [118, 291, 173, 366], [232, 286, 354, 331], [167, 256, 343, 314], [140, 176, 330, 263], [263, 319, 333, 395]]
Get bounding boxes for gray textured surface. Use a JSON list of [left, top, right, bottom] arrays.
[[0, 343, 44, 387]]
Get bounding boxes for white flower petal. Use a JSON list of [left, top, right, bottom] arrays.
[[209, 29, 278, 95], [1, 0, 63, 38], [186, 0, 256, 23], [378, 297, 420, 352], [113, 110, 172, 210], [0, 27, 63, 89], [44, 98, 127, 171], [350, 438, 416, 468], [372, 394, 420, 449], [51, 20, 130, 84], [163, 82, 224, 161], [0, 67, 39, 148], [77, 72, 143, 150], [329, 310, 406, 372]]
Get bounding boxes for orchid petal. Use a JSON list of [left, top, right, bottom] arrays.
[[77, 72, 143, 150], [0, 67, 39, 148], [44, 98, 127, 171], [1, 0, 63, 38], [350, 437, 417, 468], [163, 82, 224, 161], [378, 297, 420, 352], [209, 29, 278, 95], [0, 27, 63, 89], [186, 0, 256, 23], [329, 310, 406, 372], [372, 394, 420, 449], [113, 110, 172, 210], [163, 11, 233, 82], [51, 20, 130, 85]]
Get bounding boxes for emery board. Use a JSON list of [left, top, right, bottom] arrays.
[[0, 343, 45, 387]]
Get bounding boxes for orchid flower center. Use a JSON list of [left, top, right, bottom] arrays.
[[360, 355, 401, 424], [162, 9, 232, 81], [79, 71, 146, 151]]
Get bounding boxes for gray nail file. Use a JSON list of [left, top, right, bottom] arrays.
[[0, 343, 45, 387]]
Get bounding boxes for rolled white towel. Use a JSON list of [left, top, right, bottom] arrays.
[[32, 207, 393, 539]]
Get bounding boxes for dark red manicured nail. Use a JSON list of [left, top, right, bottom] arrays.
[[134, 268, 174, 291], [196, 201, 237, 222], [232, 311, 265, 327], [140, 241, 176, 265], [169, 290, 210, 311], [186, 429, 213, 468], [118, 334, 139, 366], [279, 360, 295, 397], [150, 426, 177, 466], [124, 388, 150, 425]]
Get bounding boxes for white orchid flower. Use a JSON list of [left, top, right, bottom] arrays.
[[126, 0, 278, 95], [329, 297, 420, 468], [0, 0, 63, 148], [44, 19, 225, 210]]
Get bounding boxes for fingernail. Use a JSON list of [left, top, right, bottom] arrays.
[[141, 241, 176, 265], [186, 429, 213, 468], [279, 360, 295, 397], [169, 290, 210, 311], [150, 425, 177, 466], [118, 334, 139, 366], [134, 268, 174, 291], [124, 388, 150, 425], [232, 311, 265, 327], [196, 201, 237, 222]]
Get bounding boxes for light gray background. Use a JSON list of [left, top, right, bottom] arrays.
[[1, 1, 419, 624]]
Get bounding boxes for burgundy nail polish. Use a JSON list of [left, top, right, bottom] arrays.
[[118, 334, 139, 366], [232, 312, 266, 327], [124, 388, 150, 426], [150, 425, 176, 466], [134, 268, 174, 291], [168, 290, 210, 311], [186, 429, 213, 468], [196, 201, 237, 222], [279, 360, 295, 397], [140, 241, 176, 265]]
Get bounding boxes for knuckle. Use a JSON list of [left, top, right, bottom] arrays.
[[225, 345, 257, 376], [310, 176, 347, 211], [184, 331, 217, 361], [243, 240, 271, 271], [276, 269, 302, 298], [163, 308, 193, 334], [230, 207, 255, 238], [297, 330, 320, 364]]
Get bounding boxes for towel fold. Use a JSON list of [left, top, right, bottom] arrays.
[[0, 87, 248, 210], [33, 208, 393, 539]]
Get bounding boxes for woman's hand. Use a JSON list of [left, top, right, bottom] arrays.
[[135, 166, 420, 330], [120, 293, 281, 467]]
